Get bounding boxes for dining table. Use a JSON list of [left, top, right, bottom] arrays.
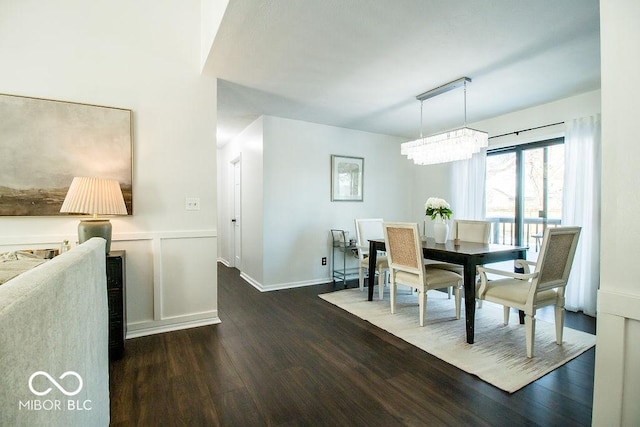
[[367, 237, 528, 344]]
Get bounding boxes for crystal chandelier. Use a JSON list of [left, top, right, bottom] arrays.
[[401, 77, 488, 166]]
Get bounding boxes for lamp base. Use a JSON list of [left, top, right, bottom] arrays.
[[78, 219, 112, 254]]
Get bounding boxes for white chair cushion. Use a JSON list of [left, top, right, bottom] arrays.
[[426, 262, 463, 275], [424, 269, 462, 288], [478, 278, 559, 306], [395, 269, 461, 289], [395, 270, 422, 288], [360, 255, 388, 268]]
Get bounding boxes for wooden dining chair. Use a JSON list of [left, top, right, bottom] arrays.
[[476, 226, 581, 358], [383, 222, 462, 326], [354, 218, 388, 299]]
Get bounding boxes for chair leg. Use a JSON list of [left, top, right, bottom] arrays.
[[454, 283, 461, 320], [555, 305, 565, 345], [447, 286, 452, 299], [477, 299, 483, 309], [525, 314, 536, 358], [503, 306, 510, 325], [359, 267, 365, 291], [390, 280, 396, 314], [377, 267, 385, 300], [419, 289, 426, 327]]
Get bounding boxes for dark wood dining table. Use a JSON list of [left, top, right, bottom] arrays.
[[367, 238, 528, 344]]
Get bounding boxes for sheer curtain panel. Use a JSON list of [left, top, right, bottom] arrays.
[[562, 115, 601, 316], [451, 148, 487, 221]]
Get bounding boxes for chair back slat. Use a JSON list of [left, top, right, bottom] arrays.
[[454, 220, 491, 243], [355, 218, 384, 262], [534, 227, 581, 293], [355, 219, 384, 247], [383, 222, 422, 273]]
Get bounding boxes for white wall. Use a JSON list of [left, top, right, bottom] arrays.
[[0, 0, 221, 337], [593, 0, 640, 424], [262, 116, 413, 289], [475, 89, 601, 146]]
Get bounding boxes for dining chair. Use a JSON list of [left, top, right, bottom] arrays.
[[354, 218, 388, 300], [383, 222, 462, 326], [476, 226, 581, 358], [427, 219, 492, 298]]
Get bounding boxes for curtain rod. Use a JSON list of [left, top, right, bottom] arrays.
[[489, 121, 565, 139]]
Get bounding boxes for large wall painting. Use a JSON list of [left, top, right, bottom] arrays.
[[0, 94, 132, 216]]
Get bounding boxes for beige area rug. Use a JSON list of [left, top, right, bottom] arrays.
[[319, 288, 596, 393]]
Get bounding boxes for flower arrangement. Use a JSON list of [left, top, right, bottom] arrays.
[[425, 197, 453, 221]]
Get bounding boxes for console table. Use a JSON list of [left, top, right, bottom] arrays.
[[106, 251, 126, 360]]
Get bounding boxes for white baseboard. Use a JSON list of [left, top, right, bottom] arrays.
[[239, 271, 332, 292], [127, 313, 221, 338]]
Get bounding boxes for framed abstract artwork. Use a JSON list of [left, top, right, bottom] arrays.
[[331, 155, 364, 201], [0, 94, 133, 216]]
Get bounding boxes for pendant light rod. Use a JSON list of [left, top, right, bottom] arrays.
[[415, 77, 472, 102], [464, 79, 467, 126]]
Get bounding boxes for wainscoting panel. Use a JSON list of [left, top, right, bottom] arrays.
[[593, 290, 640, 425], [160, 235, 217, 319], [0, 230, 219, 339]]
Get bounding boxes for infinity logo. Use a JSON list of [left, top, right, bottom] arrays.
[[28, 371, 83, 396]]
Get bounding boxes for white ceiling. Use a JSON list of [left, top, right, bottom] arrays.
[[210, 0, 600, 146]]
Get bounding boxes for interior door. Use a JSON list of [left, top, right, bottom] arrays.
[[232, 159, 241, 268]]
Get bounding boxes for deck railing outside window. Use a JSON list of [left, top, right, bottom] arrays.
[[486, 217, 561, 251]]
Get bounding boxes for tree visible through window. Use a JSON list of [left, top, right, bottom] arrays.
[[485, 139, 564, 256]]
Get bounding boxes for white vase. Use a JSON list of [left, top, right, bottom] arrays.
[[433, 217, 449, 244]]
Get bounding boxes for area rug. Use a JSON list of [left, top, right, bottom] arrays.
[[319, 288, 596, 393]]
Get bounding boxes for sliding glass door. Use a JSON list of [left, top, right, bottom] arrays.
[[485, 139, 564, 257]]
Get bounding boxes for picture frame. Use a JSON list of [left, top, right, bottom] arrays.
[[331, 155, 364, 201], [0, 93, 133, 216]]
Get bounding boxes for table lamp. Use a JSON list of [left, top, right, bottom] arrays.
[[60, 177, 128, 254]]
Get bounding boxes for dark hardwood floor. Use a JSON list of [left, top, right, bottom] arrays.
[[109, 263, 596, 426]]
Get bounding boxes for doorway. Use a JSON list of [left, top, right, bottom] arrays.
[[231, 157, 241, 269]]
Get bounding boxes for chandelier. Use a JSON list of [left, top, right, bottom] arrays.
[[401, 77, 488, 165]]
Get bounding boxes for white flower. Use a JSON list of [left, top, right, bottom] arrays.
[[425, 197, 450, 210], [425, 197, 452, 220]]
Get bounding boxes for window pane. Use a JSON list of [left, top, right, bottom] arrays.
[[485, 140, 564, 257], [547, 144, 565, 221], [485, 152, 516, 244]]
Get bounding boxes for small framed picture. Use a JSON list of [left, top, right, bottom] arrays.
[[331, 155, 364, 201]]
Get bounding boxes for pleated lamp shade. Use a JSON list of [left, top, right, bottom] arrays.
[[60, 177, 128, 253]]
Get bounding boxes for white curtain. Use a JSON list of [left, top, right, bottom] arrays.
[[451, 148, 487, 220], [562, 115, 601, 316]]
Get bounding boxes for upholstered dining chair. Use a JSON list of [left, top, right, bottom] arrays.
[[476, 226, 581, 358], [354, 218, 388, 300], [427, 219, 492, 298], [383, 222, 463, 326]]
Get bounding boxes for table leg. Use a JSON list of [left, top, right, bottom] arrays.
[[367, 240, 377, 301], [514, 252, 526, 324], [463, 261, 477, 344]]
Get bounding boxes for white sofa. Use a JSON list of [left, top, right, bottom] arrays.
[[0, 238, 109, 426]]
